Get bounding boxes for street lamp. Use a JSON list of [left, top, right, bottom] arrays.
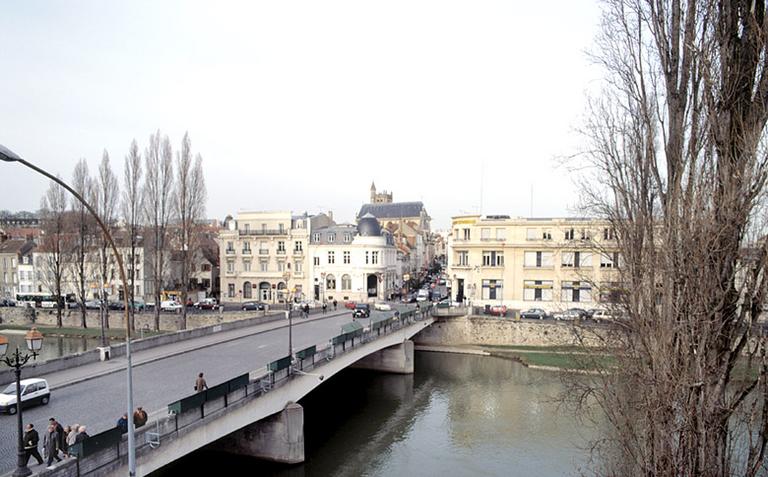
[[0, 327, 44, 477], [0, 144, 137, 476], [283, 271, 293, 365]]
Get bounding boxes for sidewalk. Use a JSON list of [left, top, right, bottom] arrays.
[[43, 309, 351, 391]]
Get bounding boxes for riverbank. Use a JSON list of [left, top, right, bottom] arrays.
[[0, 323, 166, 339]]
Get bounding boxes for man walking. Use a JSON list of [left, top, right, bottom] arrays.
[[43, 423, 61, 468], [49, 418, 65, 458], [333, 299, 337, 310], [322, 302, 327, 314], [195, 372, 208, 392], [23, 423, 44, 466]]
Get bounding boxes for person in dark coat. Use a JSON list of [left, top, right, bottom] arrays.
[[43, 424, 62, 467], [48, 418, 65, 453], [74, 426, 89, 443], [23, 423, 44, 466], [333, 299, 337, 310], [322, 303, 327, 314], [133, 407, 148, 428], [303, 303, 310, 318], [117, 414, 128, 434]]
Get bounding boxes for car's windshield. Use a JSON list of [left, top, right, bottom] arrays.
[[1, 383, 19, 395]]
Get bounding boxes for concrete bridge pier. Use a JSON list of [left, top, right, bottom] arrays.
[[213, 402, 305, 464], [351, 339, 414, 374]]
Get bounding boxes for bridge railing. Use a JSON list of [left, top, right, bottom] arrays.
[[52, 308, 431, 476]]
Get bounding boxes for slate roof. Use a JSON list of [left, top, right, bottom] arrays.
[[310, 224, 358, 245], [357, 202, 425, 219], [0, 239, 26, 255]]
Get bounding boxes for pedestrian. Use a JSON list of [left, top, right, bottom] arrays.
[[195, 372, 208, 392], [75, 426, 89, 443], [322, 302, 327, 314], [61, 426, 72, 457], [49, 418, 65, 456], [66, 423, 79, 450], [117, 414, 128, 434], [23, 423, 44, 466], [43, 423, 62, 468], [133, 407, 148, 428], [303, 303, 309, 319], [333, 299, 337, 310]]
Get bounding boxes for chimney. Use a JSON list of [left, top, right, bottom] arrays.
[[328, 210, 333, 221]]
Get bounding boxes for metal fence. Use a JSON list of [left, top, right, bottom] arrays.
[[55, 307, 431, 476]]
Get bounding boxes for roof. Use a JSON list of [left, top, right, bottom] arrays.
[[310, 224, 357, 245], [357, 202, 425, 219], [0, 239, 26, 255]]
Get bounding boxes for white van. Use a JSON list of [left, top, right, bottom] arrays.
[[0, 378, 50, 414], [416, 289, 429, 302]]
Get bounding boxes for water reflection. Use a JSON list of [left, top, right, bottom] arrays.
[[3, 333, 114, 362], [153, 352, 600, 477]]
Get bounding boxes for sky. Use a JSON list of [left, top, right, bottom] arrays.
[[0, 0, 603, 230]]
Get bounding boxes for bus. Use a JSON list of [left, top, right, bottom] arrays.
[[15, 293, 72, 309]]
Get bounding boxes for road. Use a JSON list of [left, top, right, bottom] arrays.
[[0, 306, 412, 474]]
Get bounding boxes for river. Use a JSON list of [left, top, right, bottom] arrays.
[[152, 352, 600, 477]]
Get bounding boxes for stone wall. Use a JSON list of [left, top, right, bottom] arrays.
[[414, 315, 607, 347], [0, 306, 276, 331]]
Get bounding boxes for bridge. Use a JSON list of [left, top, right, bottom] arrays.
[[0, 306, 432, 476]]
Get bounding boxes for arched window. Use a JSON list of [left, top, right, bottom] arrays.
[[326, 274, 336, 290], [341, 274, 351, 290], [243, 281, 252, 299]]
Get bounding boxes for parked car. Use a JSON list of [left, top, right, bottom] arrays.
[[108, 301, 125, 310], [520, 308, 549, 320], [352, 303, 371, 318], [242, 301, 267, 311], [65, 301, 80, 310], [195, 298, 220, 310], [160, 300, 182, 312], [0, 298, 15, 307], [374, 302, 392, 311], [85, 299, 103, 310], [487, 305, 508, 317], [592, 309, 624, 322], [553, 308, 588, 321], [0, 378, 50, 415], [344, 301, 357, 310], [131, 298, 146, 312]]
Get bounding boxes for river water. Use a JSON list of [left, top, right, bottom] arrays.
[[154, 352, 601, 477], [2, 332, 115, 362]]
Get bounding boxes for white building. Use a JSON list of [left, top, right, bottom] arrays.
[[309, 214, 398, 303]]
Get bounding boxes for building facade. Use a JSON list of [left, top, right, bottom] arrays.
[[309, 215, 398, 303], [218, 211, 333, 304], [447, 215, 620, 311], [0, 239, 26, 299]]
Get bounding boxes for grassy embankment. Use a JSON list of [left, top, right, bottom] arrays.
[[0, 324, 166, 339]]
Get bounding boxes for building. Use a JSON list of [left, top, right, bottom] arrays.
[[447, 215, 620, 311], [217, 211, 333, 304], [369, 182, 393, 204], [309, 214, 398, 303], [0, 239, 29, 299]]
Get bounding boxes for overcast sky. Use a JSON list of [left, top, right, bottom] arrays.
[[0, 0, 602, 230]]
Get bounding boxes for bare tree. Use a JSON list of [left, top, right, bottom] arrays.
[[122, 139, 143, 333], [173, 132, 207, 330], [144, 131, 174, 331], [571, 1, 768, 475], [39, 178, 68, 328], [95, 150, 119, 341], [69, 159, 92, 329]]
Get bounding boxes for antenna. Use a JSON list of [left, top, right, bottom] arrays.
[[530, 184, 533, 217]]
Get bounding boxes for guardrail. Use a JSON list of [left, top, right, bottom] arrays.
[[49, 307, 431, 476]]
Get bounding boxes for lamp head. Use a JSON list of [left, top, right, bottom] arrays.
[[0, 144, 21, 163]]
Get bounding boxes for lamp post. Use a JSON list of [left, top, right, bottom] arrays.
[[0, 144, 137, 476], [283, 271, 293, 364], [0, 327, 44, 477]]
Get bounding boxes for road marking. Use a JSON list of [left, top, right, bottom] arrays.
[[257, 344, 268, 349]]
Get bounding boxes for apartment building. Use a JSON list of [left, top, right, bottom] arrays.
[[0, 239, 27, 299], [218, 211, 333, 304], [309, 214, 398, 303], [447, 215, 621, 311]]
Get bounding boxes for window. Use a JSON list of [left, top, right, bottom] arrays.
[[326, 274, 336, 290], [481, 228, 491, 240], [482, 279, 503, 300], [313, 256, 320, 266], [343, 251, 351, 264], [580, 228, 591, 240], [228, 284, 235, 298], [454, 229, 460, 240], [242, 260, 250, 272], [279, 223, 285, 233], [202, 264, 212, 272], [278, 241, 285, 252], [524, 280, 553, 301], [341, 274, 351, 290], [260, 260, 268, 272], [600, 252, 620, 268], [603, 228, 615, 241], [343, 232, 352, 242], [294, 241, 303, 252], [526, 228, 537, 240], [561, 281, 592, 302], [561, 251, 591, 268], [482, 251, 504, 267], [372, 251, 379, 264], [496, 228, 506, 240], [463, 228, 471, 240], [328, 233, 335, 243], [328, 251, 335, 264], [564, 228, 574, 241], [295, 261, 302, 273], [227, 261, 234, 273], [226, 241, 234, 252], [365, 251, 370, 264], [457, 251, 469, 266], [243, 241, 251, 252], [312, 233, 321, 242], [524, 251, 553, 267], [244, 223, 250, 232], [278, 262, 285, 272]]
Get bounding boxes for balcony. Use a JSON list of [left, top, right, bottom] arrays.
[[238, 229, 289, 236], [259, 249, 269, 255], [242, 249, 252, 255], [293, 249, 304, 256], [225, 249, 236, 255], [276, 250, 286, 255]]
